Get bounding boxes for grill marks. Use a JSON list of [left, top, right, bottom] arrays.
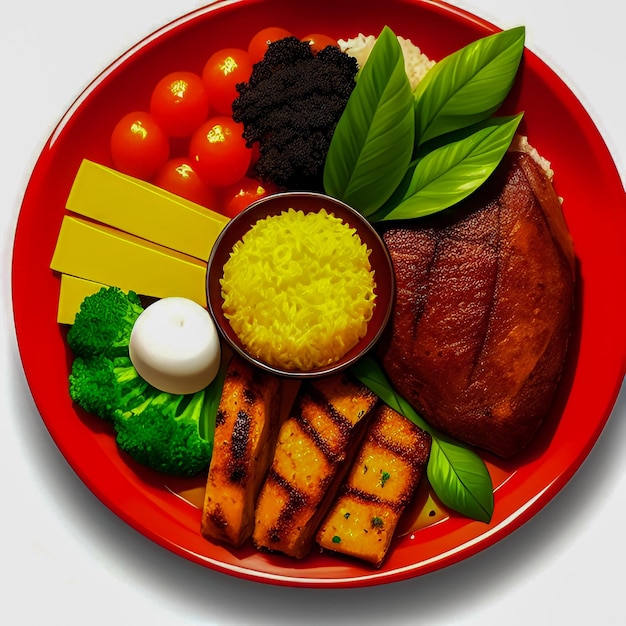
[[260, 390, 354, 542], [201, 355, 282, 547], [263, 468, 307, 545], [203, 367, 434, 566], [293, 383, 356, 464], [316, 405, 431, 568], [223, 368, 266, 483], [229, 410, 251, 482], [253, 374, 378, 559]]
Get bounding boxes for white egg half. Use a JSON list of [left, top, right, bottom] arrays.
[[129, 297, 221, 395]]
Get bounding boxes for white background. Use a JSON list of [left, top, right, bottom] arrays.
[[2, 1, 625, 624]]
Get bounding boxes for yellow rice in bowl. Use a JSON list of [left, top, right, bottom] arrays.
[[220, 208, 376, 371]]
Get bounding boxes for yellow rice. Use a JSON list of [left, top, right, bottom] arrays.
[[220, 208, 376, 371]]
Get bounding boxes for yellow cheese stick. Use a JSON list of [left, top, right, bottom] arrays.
[[65, 159, 229, 261], [57, 274, 108, 324], [50, 215, 208, 307]]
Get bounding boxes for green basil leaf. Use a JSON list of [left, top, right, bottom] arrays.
[[351, 355, 494, 522], [323, 26, 415, 216], [428, 436, 494, 524], [414, 26, 525, 147], [373, 113, 523, 222], [198, 356, 230, 444]]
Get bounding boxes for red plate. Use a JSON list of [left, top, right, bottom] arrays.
[[11, 0, 626, 587]]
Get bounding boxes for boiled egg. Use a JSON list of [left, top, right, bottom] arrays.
[[129, 297, 221, 395]]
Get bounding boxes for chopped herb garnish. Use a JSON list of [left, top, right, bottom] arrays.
[[380, 471, 391, 487], [371, 517, 384, 528], [332, 535, 342, 544], [343, 512, 351, 519]]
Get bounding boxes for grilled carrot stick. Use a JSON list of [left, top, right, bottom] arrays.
[[201, 355, 283, 547], [253, 373, 378, 559], [316, 405, 431, 567]]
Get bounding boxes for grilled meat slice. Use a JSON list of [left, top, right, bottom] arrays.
[[201, 355, 282, 547], [253, 373, 378, 559], [378, 151, 576, 457], [316, 405, 431, 567]]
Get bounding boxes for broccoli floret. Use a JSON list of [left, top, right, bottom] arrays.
[[66, 286, 144, 359], [232, 36, 358, 191], [69, 355, 150, 421], [114, 389, 212, 477], [66, 286, 220, 477]]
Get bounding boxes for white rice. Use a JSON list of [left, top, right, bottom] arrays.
[[338, 33, 435, 91], [509, 134, 554, 181]]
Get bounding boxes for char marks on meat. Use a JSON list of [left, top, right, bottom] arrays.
[[378, 151, 576, 458]]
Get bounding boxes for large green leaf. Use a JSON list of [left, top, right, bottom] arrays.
[[351, 356, 494, 523], [373, 113, 523, 222], [197, 356, 229, 444], [428, 437, 494, 524], [323, 26, 415, 216], [414, 26, 525, 147]]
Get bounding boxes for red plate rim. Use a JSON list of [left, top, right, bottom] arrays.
[[11, 0, 626, 587]]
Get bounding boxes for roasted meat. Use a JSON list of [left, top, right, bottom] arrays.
[[317, 405, 431, 567], [201, 355, 282, 547], [253, 373, 378, 559], [378, 151, 576, 458]]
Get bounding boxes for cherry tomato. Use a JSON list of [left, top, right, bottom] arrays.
[[110, 111, 169, 180], [202, 48, 253, 115], [149, 71, 210, 137], [189, 116, 252, 187], [301, 33, 338, 54], [220, 176, 278, 218], [247, 26, 293, 63], [153, 158, 218, 208]]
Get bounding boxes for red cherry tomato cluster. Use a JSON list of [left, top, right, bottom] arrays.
[[109, 27, 337, 217]]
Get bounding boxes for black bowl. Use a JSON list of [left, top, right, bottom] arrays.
[[206, 191, 395, 378]]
